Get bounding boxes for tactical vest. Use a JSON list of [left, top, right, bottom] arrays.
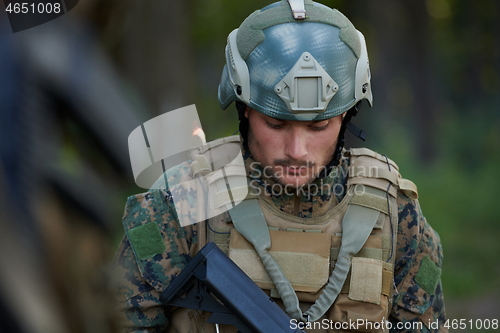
[[127, 136, 418, 333], [183, 137, 418, 333]]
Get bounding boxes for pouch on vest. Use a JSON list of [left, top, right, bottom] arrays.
[[349, 257, 383, 305], [228, 228, 331, 293]]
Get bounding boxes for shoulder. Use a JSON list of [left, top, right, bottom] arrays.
[[116, 136, 244, 292], [119, 189, 194, 287], [117, 165, 201, 296], [343, 148, 441, 273], [392, 193, 446, 330], [345, 149, 446, 329], [343, 147, 418, 200], [391, 191, 446, 330], [150, 161, 193, 190], [150, 134, 243, 191], [394, 190, 443, 278]]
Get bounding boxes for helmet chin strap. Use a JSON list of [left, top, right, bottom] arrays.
[[320, 102, 366, 178], [236, 102, 249, 150]]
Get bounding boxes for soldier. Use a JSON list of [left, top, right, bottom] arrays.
[[113, 0, 447, 332]]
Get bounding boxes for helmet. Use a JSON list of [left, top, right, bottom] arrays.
[[218, 0, 372, 121]]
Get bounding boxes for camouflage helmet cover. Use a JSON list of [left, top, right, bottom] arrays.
[[218, 0, 372, 121]]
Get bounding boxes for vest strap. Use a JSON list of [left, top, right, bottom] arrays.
[[229, 199, 303, 320]]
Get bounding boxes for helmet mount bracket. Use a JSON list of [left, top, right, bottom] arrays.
[[275, 52, 338, 120]]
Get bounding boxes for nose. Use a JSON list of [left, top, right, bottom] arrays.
[[284, 128, 308, 161]]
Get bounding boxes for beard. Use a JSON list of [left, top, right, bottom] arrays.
[[246, 125, 337, 190]]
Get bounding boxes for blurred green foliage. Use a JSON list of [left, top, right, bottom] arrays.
[[383, 114, 500, 298]]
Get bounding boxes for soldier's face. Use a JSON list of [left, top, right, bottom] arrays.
[[245, 108, 342, 189]]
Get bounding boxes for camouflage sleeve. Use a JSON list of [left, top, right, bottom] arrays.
[[112, 190, 199, 333], [389, 191, 447, 333]]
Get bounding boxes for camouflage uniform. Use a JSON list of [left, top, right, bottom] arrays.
[[113, 147, 446, 333]]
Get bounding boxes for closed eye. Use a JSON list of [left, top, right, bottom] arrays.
[[266, 121, 285, 130], [309, 121, 329, 132]]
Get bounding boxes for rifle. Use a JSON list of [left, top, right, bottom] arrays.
[[160, 242, 306, 333]]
